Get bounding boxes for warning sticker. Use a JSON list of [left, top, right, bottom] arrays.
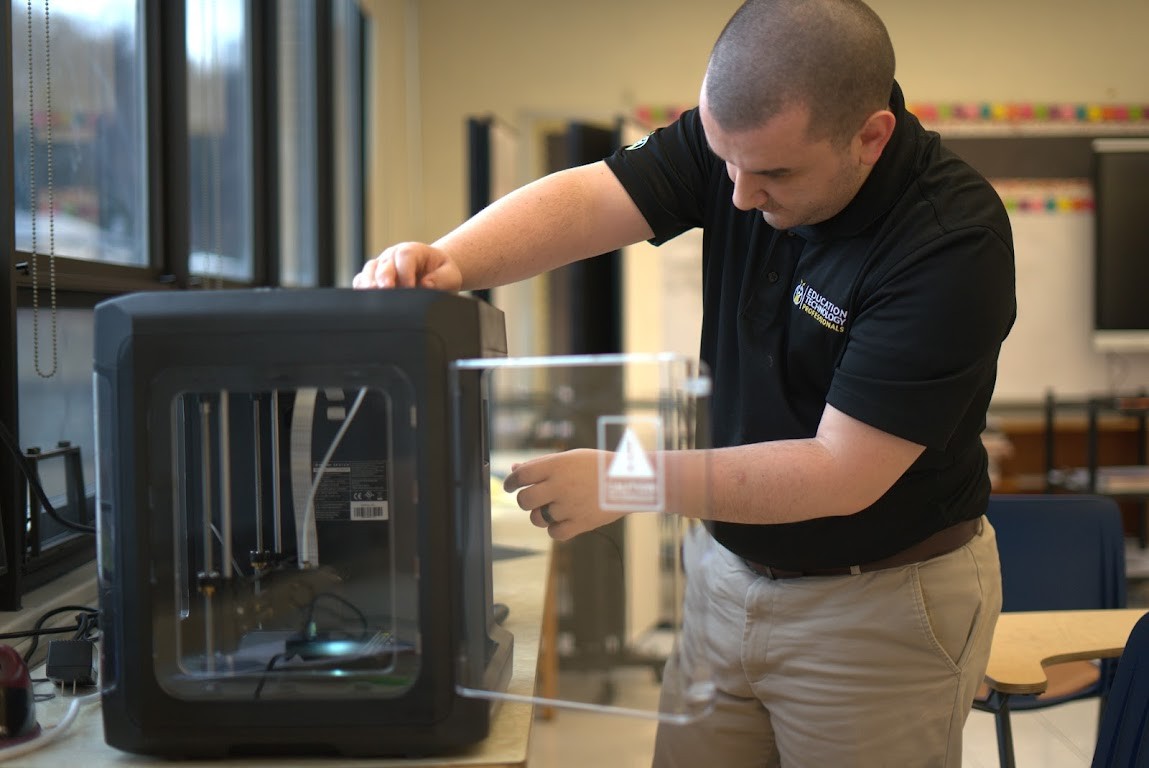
[[598, 416, 664, 512]]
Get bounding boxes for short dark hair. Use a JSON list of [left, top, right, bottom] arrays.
[[704, 0, 896, 144]]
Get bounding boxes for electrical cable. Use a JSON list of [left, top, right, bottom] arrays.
[[17, 606, 99, 664], [297, 387, 368, 567], [252, 652, 288, 700], [303, 592, 369, 636], [0, 605, 101, 762], [0, 419, 96, 534], [0, 626, 75, 642], [71, 611, 100, 642], [0, 691, 101, 763], [0, 604, 102, 760]]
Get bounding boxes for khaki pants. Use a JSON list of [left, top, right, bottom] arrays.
[[653, 519, 1002, 768]]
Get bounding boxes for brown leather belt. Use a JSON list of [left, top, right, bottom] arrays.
[[743, 517, 982, 580]]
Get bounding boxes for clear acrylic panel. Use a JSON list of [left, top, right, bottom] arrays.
[[452, 353, 716, 722]]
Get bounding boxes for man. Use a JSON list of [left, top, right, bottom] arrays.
[[355, 0, 1016, 764]]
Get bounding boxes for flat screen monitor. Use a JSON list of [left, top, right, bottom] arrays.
[[1092, 138, 1149, 352]]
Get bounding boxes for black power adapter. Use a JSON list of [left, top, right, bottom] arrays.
[[45, 639, 97, 694]]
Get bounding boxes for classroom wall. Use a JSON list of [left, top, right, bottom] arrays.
[[358, 0, 1149, 402]]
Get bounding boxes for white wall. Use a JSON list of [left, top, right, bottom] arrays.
[[876, 0, 1147, 103], [359, 0, 1149, 401], [366, 0, 1149, 246], [360, 0, 738, 250]]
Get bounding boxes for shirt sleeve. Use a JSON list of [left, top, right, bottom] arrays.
[[827, 224, 1017, 451], [603, 109, 716, 245]]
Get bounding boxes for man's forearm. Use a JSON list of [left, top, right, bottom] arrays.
[[667, 440, 868, 524], [433, 162, 654, 291], [665, 407, 925, 524]]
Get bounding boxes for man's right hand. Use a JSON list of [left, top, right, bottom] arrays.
[[352, 242, 463, 291]]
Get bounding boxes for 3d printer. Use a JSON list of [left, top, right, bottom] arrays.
[[93, 288, 511, 758]]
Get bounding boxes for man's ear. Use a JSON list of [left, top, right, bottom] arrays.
[[856, 110, 896, 166]]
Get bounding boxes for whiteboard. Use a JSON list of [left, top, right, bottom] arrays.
[[994, 180, 1149, 402]]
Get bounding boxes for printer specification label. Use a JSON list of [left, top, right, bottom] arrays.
[[349, 459, 389, 520], [313, 459, 389, 521]]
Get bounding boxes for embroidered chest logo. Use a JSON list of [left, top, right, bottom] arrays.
[[625, 132, 653, 151], [792, 279, 848, 333]]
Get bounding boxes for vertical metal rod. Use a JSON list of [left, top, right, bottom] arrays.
[[252, 397, 264, 553], [199, 398, 216, 672], [270, 390, 284, 552], [219, 390, 233, 579], [200, 399, 215, 573], [174, 398, 190, 619]]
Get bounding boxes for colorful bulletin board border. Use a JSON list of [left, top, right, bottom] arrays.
[[632, 105, 688, 129], [634, 103, 1149, 129], [907, 102, 1149, 126], [991, 179, 1093, 214]]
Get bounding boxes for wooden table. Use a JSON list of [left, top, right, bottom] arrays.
[[981, 608, 1149, 768], [14, 512, 552, 768]]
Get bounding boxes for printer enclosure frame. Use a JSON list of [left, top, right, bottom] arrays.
[[94, 289, 511, 758]]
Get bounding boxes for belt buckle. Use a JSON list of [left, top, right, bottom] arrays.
[[745, 558, 860, 579], [744, 558, 772, 578], [745, 560, 796, 579]]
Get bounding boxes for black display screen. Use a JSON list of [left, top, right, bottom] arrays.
[[1093, 138, 1149, 347]]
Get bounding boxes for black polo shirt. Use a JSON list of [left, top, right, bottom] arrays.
[[604, 82, 1016, 569]]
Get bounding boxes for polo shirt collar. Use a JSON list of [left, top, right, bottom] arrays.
[[789, 80, 918, 243]]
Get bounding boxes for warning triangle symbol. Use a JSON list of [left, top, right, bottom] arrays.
[[608, 428, 655, 479]]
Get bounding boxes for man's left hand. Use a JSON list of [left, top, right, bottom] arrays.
[[502, 449, 624, 540]]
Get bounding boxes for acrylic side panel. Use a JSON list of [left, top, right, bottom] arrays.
[[452, 353, 716, 723]]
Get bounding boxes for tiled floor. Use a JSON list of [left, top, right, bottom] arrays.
[[527, 540, 1149, 768]]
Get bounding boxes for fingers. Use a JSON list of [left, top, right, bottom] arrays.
[[353, 252, 397, 289], [530, 505, 576, 541], [539, 504, 556, 525], [420, 260, 463, 292], [353, 243, 426, 289], [503, 455, 584, 542], [353, 243, 464, 292], [503, 460, 545, 494], [390, 246, 422, 288], [511, 482, 547, 514], [507, 462, 552, 528], [530, 506, 554, 528], [522, 491, 578, 541]]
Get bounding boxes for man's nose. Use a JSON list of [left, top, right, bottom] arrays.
[[729, 170, 761, 211]]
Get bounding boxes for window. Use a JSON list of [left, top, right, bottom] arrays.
[[11, 0, 147, 266], [332, 0, 365, 287], [186, 0, 253, 283], [16, 306, 95, 546], [3, 0, 369, 603], [277, 0, 319, 287]]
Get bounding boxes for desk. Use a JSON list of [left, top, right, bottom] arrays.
[[981, 608, 1149, 768], [13, 513, 552, 768]]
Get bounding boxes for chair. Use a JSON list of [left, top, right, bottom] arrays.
[[974, 494, 1127, 768], [1091, 610, 1149, 767]]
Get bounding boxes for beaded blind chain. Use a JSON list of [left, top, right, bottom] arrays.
[[27, 0, 58, 379]]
